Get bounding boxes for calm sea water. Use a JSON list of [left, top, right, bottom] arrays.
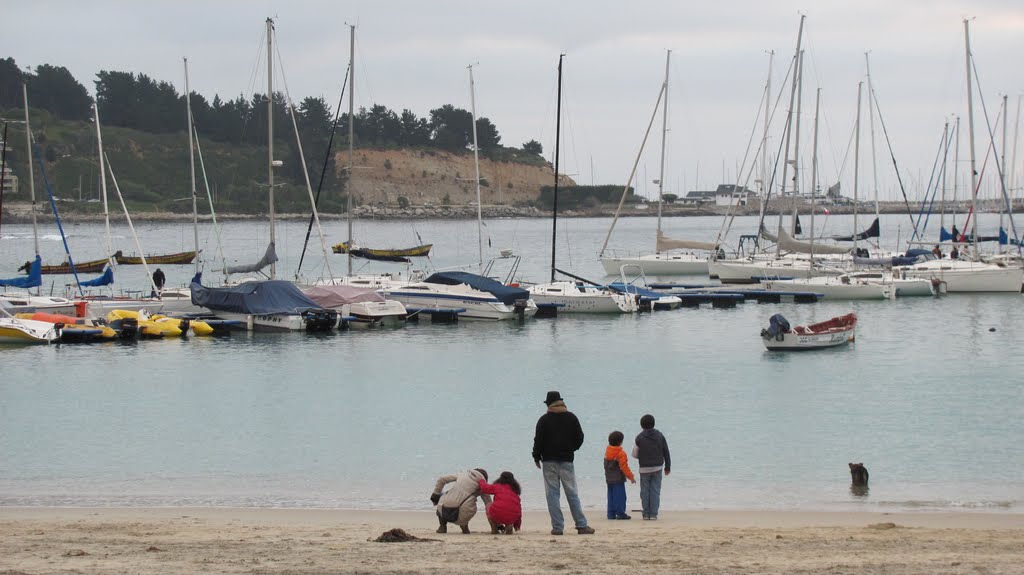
[[1, 213, 1022, 513]]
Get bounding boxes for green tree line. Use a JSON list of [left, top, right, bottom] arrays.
[[1, 57, 542, 160]]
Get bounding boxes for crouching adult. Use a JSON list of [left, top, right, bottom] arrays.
[[429, 468, 492, 534]]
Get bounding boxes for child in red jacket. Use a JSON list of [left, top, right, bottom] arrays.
[[605, 430, 636, 520], [478, 471, 522, 534]]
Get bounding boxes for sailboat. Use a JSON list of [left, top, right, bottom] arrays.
[[191, 18, 337, 330], [599, 51, 716, 277], [1, 85, 99, 316], [379, 63, 537, 321], [894, 20, 1023, 293], [526, 55, 639, 314]]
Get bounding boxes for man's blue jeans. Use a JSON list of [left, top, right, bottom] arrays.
[[639, 470, 663, 518], [542, 460, 588, 531]]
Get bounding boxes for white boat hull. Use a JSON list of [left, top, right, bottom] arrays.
[[527, 281, 639, 313], [0, 317, 60, 344], [763, 329, 855, 351], [761, 277, 894, 300], [600, 253, 709, 276], [897, 260, 1023, 293], [386, 288, 536, 321], [709, 257, 842, 284], [0, 294, 78, 316], [343, 300, 408, 327]]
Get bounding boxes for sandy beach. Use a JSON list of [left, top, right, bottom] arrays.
[[1, 507, 1021, 574]]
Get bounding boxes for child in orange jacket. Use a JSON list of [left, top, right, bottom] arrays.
[[604, 430, 636, 520]]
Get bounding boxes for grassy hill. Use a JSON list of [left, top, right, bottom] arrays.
[[1, 107, 564, 217]]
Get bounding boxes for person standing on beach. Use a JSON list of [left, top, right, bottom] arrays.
[[532, 391, 595, 535], [605, 430, 636, 520], [633, 414, 670, 520]]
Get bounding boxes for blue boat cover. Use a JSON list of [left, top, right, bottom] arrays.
[[190, 277, 325, 314], [423, 271, 530, 305], [0, 255, 42, 288], [79, 266, 114, 287]]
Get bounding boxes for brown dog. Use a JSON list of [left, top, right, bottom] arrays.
[[849, 462, 869, 486]]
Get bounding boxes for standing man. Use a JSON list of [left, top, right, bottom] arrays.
[[532, 391, 594, 535], [152, 268, 166, 297]]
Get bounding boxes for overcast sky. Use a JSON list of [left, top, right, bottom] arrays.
[[6, 1, 1023, 202]]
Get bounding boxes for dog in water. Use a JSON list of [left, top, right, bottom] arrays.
[[849, 462, 869, 495]]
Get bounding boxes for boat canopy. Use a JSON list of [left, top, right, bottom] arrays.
[[655, 230, 718, 252], [777, 227, 852, 255], [424, 271, 530, 305], [303, 285, 385, 308], [831, 218, 880, 242], [79, 266, 114, 287], [190, 277, 324, 314], [0, 255, 42, 288], [854, 248, 934, 267], [225, 242, 278, 275]]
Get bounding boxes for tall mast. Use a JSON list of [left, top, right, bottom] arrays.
[[93, 101, 112, 262], [760, 51, 773, 213], [468, 64, 483, 273], [853, 81, 862, 253], [809, 87, 821, 265], [266, 17, 276, 279], [789, 49, 804, 236], [655, 50, 670, 240], [776, 14, 805, 254], [550, 54, 563, 283], [346, 24, 355, 277], [939, 120, 949, 234], [964, 19, 979, 260], [1000, 95, 1007, 253], [22, 83, 39, 272], [1012, 95, 1022, 209], [184, 58, 199, 275], [865, 53, 880, 221]]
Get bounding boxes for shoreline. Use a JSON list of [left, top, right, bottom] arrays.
[[2, 507, 1021, 574], [1, 201, 952, 225]]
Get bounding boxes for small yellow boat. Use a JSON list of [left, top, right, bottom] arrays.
[[151, 314, 215, 336], [106, 309, 183, 338]]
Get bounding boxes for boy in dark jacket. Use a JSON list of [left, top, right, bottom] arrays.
[[632, 414, 670, 520]]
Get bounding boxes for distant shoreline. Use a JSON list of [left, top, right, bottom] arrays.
[[2, 201, 939, 225]]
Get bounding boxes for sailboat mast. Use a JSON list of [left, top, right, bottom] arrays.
[[655, 50, 670, 238], [760, 51, 773, 214], [809, 88, 821, 265], [776, 15, 805, 254], [1000, 95, 1007, 253], [185, 58, 199, 275], [346, 24, 355, 277], [1012, 95, 1022, 208], [550, 54, 563, 283], [963, 19, 980, 260], [22, 83, 40, 272], [939, 120, 949, 234], [468, 64, 484, 273], [853, 81, 862, 253], [865, 53, 880, 222], [265, 18, 277, 279], [789, 49, 804, 236], [93, 101, 112, 261]]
